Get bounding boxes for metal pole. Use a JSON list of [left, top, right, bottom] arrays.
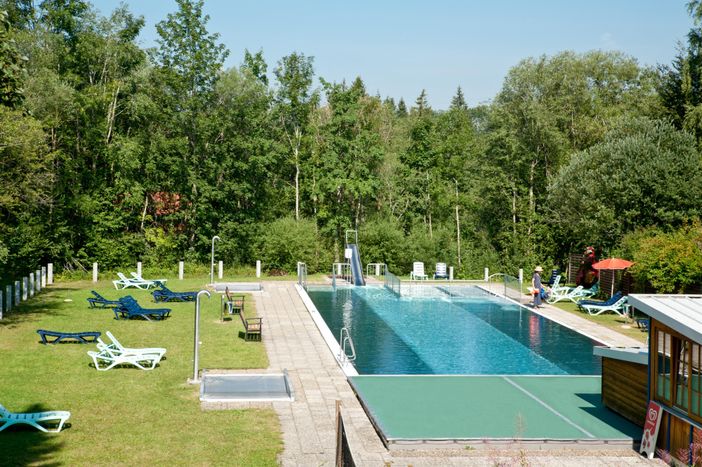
[[210, 236, 220, 285], [191, 290, 211, 383]]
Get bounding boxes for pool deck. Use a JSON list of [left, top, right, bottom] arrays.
[[255, 281, 656, 466]]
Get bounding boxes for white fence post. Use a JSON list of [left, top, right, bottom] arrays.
[[48, 263, 53, 285], [6, 285, 12, 311], [518, 268, 524, 284], [35, 270, 41, 292], [0, 291, 3, 319], [256, 260, 261, 278], [29, 274, 34, 297], [22, 277, 28, 301], [93, 262, 98, 283], [137, 261, 142, 277], [218, 260, 223, 279], [41, 266, 47, 287], [449, 266, 454, 281], [178, 261, 184, 280], [484, 268, 489, 282], [14, 281, 20, 306]]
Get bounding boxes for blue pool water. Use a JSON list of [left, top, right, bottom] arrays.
[[307, 286, 602, 375]]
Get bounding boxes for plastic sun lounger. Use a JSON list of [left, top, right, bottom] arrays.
[[581, 296, 629, 316], [130, 272, 167, 289], [87, 349, 163, 371], [99, 331, 166, 359], [433, 263, 448, 279], [546, 285, 598, 304], [578, 291, 623, 310], [37, 330, 101, 344], [0, 403, 71, 433], [113, 297, 171, 321], [410, 262, 428, 280], [87, 291, 120, 309], [112, 272, 154, 290], [152, 281, 197, 302]]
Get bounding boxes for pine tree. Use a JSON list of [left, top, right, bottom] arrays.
[[450, 86, 468, 111], [396, 97, 408, 117]]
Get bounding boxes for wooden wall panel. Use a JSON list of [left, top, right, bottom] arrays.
[[602, 357, 648, 427]]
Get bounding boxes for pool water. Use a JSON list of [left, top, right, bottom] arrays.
[[307, 286, 602, 375]]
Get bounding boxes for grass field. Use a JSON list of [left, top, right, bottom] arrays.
[[0, 276, 282, 466]]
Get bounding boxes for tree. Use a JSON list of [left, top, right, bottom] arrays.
[[548, 117, 702, 252], [450, 86, 467, 111], [273, 52, 317, 221], [0, 9, 26, 107], [242, 48, 268, 85], [396, 97, 407, 117]]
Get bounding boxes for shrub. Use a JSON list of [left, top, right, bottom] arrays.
[[256, 217, 331, 274], [621, 222, 702, 293]]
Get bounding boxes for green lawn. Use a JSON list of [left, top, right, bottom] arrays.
[[0, 276, 282, 466]]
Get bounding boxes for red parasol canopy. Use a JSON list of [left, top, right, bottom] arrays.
[[591, 258, 634, 270]]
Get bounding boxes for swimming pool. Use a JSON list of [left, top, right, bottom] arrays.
[[307, 285, 602, 375]]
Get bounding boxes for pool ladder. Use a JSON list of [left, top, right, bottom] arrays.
[[339, 327, 356, 364]]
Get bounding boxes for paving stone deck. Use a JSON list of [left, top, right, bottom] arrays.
[[254, 281, 657, 466]]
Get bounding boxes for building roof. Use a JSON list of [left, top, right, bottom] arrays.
[[629, 294, 702, 343]]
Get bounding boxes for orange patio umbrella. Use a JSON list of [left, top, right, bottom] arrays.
[[592, 258, 634, 295]]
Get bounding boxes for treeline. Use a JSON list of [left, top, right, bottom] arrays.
[[1, 0, 702, 287]]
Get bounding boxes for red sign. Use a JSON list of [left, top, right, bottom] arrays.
[[640, 400, 663, 459]]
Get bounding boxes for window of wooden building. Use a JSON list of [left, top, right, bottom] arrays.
[[653, 321, 702, 421]]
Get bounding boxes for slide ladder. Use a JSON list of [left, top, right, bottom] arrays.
[[345, 230, 365, 286]]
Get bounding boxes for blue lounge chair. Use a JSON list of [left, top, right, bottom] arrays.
[[113, 296, 171, 321], [87, 291, 120, 309], [37, 330, 101, 344], [152, 281, 197, 303], [580, 296, 629, 317], [577, 291, 623, 310], [433, 263, 449, 280], [545, 269, 560, 287]]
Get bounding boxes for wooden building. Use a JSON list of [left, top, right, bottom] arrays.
[[605, 294, 702, 463]]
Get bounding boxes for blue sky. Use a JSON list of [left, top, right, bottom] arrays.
[[95, 1, 693, 109]]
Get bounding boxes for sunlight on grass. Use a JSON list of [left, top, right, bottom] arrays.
[[0, 275, 281, 465]]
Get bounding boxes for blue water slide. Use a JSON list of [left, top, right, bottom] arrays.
[[347, 244, 365, 286]]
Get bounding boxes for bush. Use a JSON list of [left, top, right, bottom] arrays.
[[256, 217, 331, 274], [621, 222, 702, 293]]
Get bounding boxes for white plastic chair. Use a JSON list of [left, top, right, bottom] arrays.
[[0, 403, 70, 433], [410, 262, 428, 280], [433, 263, 448, 279]]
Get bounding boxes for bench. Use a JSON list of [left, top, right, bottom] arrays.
[[221, 287, 245, 321], [239, 310, 262, 341], [37, 329, 101, 344]]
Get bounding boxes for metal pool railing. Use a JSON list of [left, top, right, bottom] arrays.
[[297, 262, 308, 290], [332, 262, 352, 287], [366, 262, 386, 277], [486, 273, 524, 303], [384, 270, 401, 296]]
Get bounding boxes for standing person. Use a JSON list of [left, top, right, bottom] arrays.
[[532, 266, 543, 308]]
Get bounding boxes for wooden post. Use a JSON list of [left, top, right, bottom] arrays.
[[256, 260, 261, 278], [178, 261, 184, 280], [0, 291, 3, 319], [22, 277, 28, 301], [484, 268, 489, 282], [14, 281, 20, 306], [35, 270, 41, 292], [93, 262, 98, 283], [29, 274, 34, 297], [47, 263, 53, 285], [449, 266, 454, 281], [137, 261, 142, 277], [41, 266, 47, 287], [218, 260, 223, 279], [6, 285, 12, 311]]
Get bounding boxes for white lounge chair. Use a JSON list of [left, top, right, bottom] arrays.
[[433, 263, 448, 280], [113, 272, 153, 290], [0, 403, 70, 433], [88, 349, 163, 371], [130, 272, 167, 288], [546, 285, 598, 304], [581, 296, 629, 317], [410, 262, 428, 280], [98, 331, 167, 359]]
